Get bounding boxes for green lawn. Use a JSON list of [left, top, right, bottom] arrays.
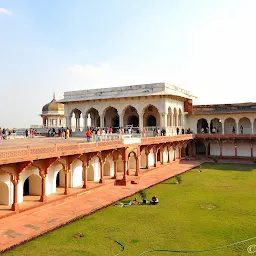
[[5, 163, 256, 256]]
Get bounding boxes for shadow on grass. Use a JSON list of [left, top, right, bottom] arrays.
[[195, 163, 256, 172]]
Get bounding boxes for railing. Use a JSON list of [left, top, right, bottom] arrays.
[[0, 134, 193, 164], [195, 133, 256, 139]]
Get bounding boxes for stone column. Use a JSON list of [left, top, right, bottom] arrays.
[[127, 159, 130, 175], [100, 115, 104, 128], [160, 113, 168, 129], [153, 150, 157, 167], [179, 147, 182, 159], [80, 115, 84, 131], [251, 120, 254, 134], [167, 147, 170, 163], [135, 157, 140, 176], [123, 160, 127, 180], [11, 176, 19, 212], [113, 160, 117, 179], [207, 119, 211, 133], [84, 115, 88, 130], [76, 117, 80, 132], [83, 165, 88, 188], [65, 116, 71, 129], [160, 150, 164, 164], [145, 152, 149, 169], [221, 121, 225, 134], [119, 114, 124, 128], [139, 114, 144, 129], [64, 170, 70, 195], [99, 161, 105, 184], [236, 121, 239, 135], [40, 173, 47, 202], [173, 148, 176, 161]]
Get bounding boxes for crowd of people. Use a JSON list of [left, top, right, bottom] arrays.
[[0, 128, 16, 142]]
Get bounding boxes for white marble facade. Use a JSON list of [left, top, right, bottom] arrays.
[[60, 83, 194, 134]]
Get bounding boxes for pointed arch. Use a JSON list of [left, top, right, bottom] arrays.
[[103, 106, 119, 128], [85, 107, 100, 127], [210, 118, 222, 133], [197, 118, 208, 133], [238, 117, 251, 134], [142, 104, 160, 127], [122, 105, 139, 127], [224, 117, 236, 134]]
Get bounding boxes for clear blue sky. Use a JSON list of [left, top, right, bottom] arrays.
[[1, 0, 256, 128]]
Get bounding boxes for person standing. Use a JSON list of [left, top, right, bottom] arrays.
[[240, 125, 243, 134], [86, 129, 92, 142]]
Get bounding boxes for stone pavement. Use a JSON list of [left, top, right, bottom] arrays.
[[0, 160, 202, 253]]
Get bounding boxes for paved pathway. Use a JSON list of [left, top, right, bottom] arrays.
[[0, 160, 202, 253]]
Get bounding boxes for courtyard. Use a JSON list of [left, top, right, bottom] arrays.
[[3, 163, 256, 256]]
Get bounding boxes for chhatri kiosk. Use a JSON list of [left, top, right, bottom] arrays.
[[59, 82, 195, 135]]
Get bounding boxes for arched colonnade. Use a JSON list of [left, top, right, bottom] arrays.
[[66, 105, 183, 132], [197, 117, 256, 134], [0, 140, 192, 211]]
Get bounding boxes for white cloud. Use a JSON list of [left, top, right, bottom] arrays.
[[0, 8, 12, 15], [67, 63, 109, 76]]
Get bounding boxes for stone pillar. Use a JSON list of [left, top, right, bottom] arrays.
[[236, 121, 239, 135], [160, 113, 168, 129], [222, 121, 225, 134], [119, 114, 124, 128], [127, 159, 130, 175], [153, 150, 157, 167], [80, 115, 84, 131], [179, 147, 182, 159], [65, 116, 71, 129], [207, 119, 211, 133], [64, 170, 70, 195], [139, 114, 143, 129], [145, 152, 149, 169], [40, 173, 47, 202], [83, 165, 88, 188], [84, 115, 88, 131], [160, 150, 164, 164], [251, 142, 253, 157], [76, 117, 80, 132], [234, 142, 237, 157], [123, 160, 127, 180], [135, 157, 140, 176], [11, 177, 20, 212], [167, 147, 170, 163], [100, 115, 104, 128], [251, 121, 254, 134], [173, 148, 176, 161], [113, 160, 117, 179], [99, 161, 104, 184], [170, 113, 173, 128]]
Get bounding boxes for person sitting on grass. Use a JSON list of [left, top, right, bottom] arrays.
[[150, 195, 159, 205]]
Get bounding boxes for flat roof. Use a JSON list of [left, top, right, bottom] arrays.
[[193, 102, 256, 114], [59, 82, 196, 103]]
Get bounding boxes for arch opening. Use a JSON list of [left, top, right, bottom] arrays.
[[143, 105, 160, 128]]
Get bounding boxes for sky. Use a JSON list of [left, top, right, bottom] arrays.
[[1, 0, 256, 128]]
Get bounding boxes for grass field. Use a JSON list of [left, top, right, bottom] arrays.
[[5, 163, 256, 256]]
